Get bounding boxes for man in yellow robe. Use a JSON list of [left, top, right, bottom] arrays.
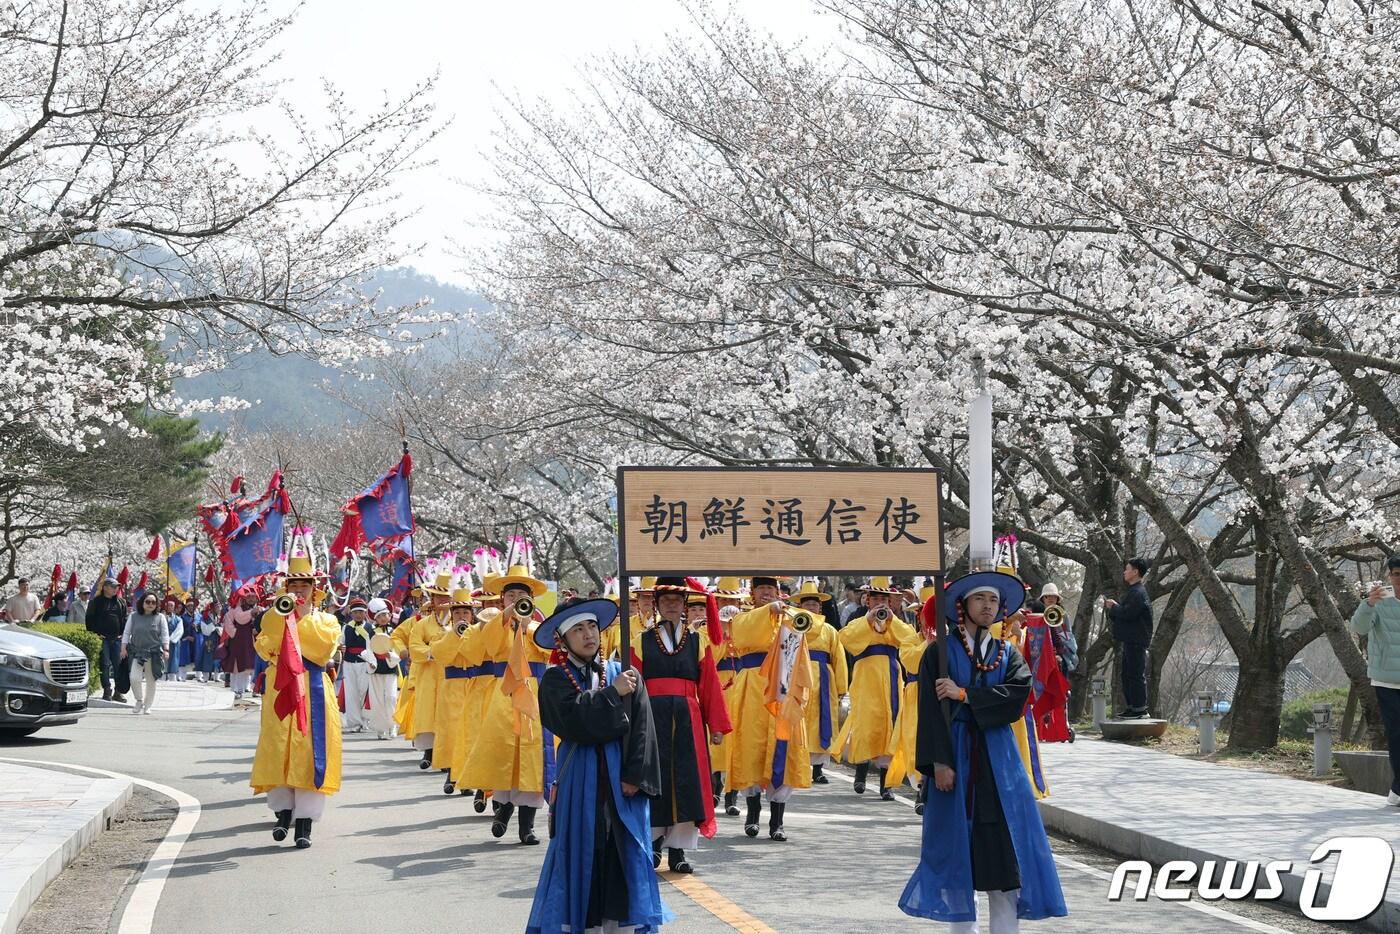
[[461, 563, 550, 844], [390, 589, 421, 740], [993, 610, 1050, 799], [790, 581, 847, 785], [431, 586, 481, 793], [724, 576, 813, 842], [408, 571, 453, 770], [250, 555, 342, 849], [835, 576, 918, 801]]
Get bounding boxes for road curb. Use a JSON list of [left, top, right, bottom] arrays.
[[0, 760, 132, 934], [1036, 797, 1398, 933]]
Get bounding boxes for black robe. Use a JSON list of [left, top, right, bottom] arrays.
[[638, 622, 712, 830], [916, 627, 1033, 892], [538, 659, 660, 927]]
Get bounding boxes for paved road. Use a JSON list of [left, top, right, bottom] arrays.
[[0, 702, 1347, 933]]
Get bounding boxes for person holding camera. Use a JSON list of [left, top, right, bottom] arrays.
[[1103, 557, 1153, 719]]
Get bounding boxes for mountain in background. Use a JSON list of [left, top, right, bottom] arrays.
[[180, 267, 490, 430]]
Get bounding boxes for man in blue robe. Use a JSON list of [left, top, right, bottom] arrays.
[[528, 598, 670, 934], [900, 570, 1067, 933]]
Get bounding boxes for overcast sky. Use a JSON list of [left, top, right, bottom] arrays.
[[268, 0, 839, 285]]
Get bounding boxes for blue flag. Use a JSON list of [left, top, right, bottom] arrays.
[[165, 540, 197, 599], [224, 500, 287, 583]]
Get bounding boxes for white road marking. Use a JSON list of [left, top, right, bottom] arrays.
[[821, 765, 1290, 933], [0, 757, 201, 934]]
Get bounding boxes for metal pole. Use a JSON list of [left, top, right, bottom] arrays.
[[968, 354, 994, 570]]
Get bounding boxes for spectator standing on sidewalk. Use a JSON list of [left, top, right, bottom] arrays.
[[1104, 557, 1153, 719], [85, 577, 129, 702], [5, 578, 41, 622], [66, 587, 90, 624], [121, 592, 170, 715], [1351, 555, 1400, 806]]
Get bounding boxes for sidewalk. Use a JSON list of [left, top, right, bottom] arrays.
[[87, 679, 234, 712], [1038, 737, 1400, 932], [0, 761, 132, 934]]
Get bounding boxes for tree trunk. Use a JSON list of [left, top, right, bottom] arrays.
[[1225, 656, 1287, 750]]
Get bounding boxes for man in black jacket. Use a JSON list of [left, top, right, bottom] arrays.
[[1104, 557, 1153, 718], [85, 578, 129, 702]]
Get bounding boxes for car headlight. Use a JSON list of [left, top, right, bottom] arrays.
[[0, 652, 42, 672]]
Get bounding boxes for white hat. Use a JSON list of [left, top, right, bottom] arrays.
[[367, 597, 390, 616], [1039, 583, 1060, 599]]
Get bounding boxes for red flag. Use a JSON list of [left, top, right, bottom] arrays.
[[146, 535, 163, 561], [204, 563, 216, 583], [685, 576, 723, 646], [65, 570, 78, 592], [272, 614, 308, 734], [230, 475, 244, 495], [116, 566, 130, 590], [134, 570, 148, 596]]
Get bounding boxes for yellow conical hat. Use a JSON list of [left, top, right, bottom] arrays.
[[863, 575, 899, 595], [789, 580, 831, 604], [424, 570, 453, 597], [713, 576, 745, 597], [449, 587, 479, 608], [285, 554, 318, 581], [486, 564, 547, 597]]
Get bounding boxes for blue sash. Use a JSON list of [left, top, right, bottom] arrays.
[[809, 649, 834, 748], [305, 659, 328, 789], [854, 644, 900, 729], [444, 666, 472, 679]]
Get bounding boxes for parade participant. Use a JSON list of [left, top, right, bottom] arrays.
[[899, 569, 1066, 930], [463, 562, 551, 844], [338, 597, 374, 734], [250, 555, 343, 850], [890, 585, 941, 815], [709, 576, 746, 816], [408, 570, 454, 768], [453, 586, 497, 813], [195, 606, 220, 682], [993, 609, 1050, 798], [365, 599, 401, 740], [391, 587, 421, 739], [527, 598, 670, 934], [835, 576, 918, 801], [790, 580, 847, 785], [430, 584, 481, 792], [161, 597, 185, 681], [723, 576, 812, 842], [223, 593, 258, 700], [630, 577, 730, 873], [630, 578, 657, 632]]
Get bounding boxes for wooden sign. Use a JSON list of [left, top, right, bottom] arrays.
[[617, 466, 943, 575]]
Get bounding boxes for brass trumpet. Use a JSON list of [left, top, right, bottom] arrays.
[[1043, 604, 1066, 628], [455, 619, 472, 636], [512, 596, 535, 619], [790, 609, 815, 633], [870, 605, 893, 633], [272, 593, 297, 617]]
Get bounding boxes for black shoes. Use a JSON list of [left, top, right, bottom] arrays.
[[272, 809, 292, 842], [768, 802, 786, 842], [491, 802, 515, 838], [879, 767, 895, 801], [812, 763, 828, 784], [294, 818, 312, 849], [473, 790, 488, 813], [518, 806, 540, 845], [668, 848, 693, 873], [418, 748, 433, 769], [853, 762, 870, 794], [723, 790, 739, 817], [652, 838, 663, 869], [443, 778, 455, 795], [744, 794, 761, 837]]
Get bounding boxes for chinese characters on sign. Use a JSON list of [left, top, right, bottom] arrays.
[[619, 468, 942, 574]]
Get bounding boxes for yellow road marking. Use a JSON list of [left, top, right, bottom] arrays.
[[660, 870, 778, 933]]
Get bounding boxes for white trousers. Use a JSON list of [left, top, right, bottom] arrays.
[[810, 753, 830, 765], [741, 783, 796, 803], [341, 662, 371, 730], [365, 673, 399, 735], [496, 789, 546, 808], [266, 786, 328, 821], [654, 824, 699, 849], [231, 670, 252, 695], [130, 661, 159, 710], [413, 732, 435, 751], [949, 888, 1020, 934]]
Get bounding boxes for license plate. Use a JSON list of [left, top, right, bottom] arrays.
[[66, 690, 87, 704]]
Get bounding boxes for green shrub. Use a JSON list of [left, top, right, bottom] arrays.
[[1279, 687, 1349, 741], [27, 622, 102, 692]]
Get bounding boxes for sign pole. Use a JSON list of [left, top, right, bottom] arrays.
[[969, 354, 994, 571], [614, 474, 630, 670]]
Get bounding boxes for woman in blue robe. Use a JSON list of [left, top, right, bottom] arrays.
[[528, 598, 670, 934], [900, 571, 1066, 932]]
